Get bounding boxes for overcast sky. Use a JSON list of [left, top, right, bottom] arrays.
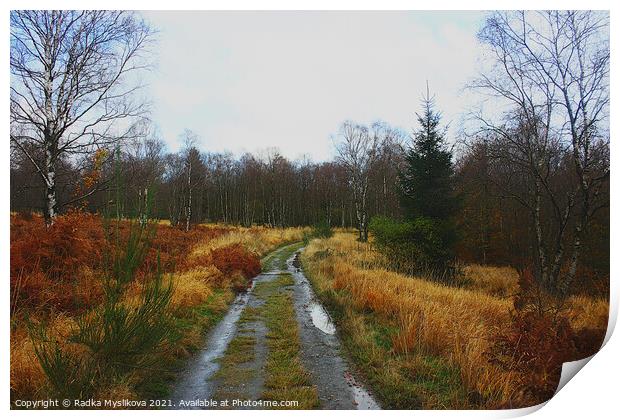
[[141, 11, 486, 161]]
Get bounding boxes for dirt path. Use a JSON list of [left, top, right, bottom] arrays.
[[170, 243, 379, 410], [288, 251, 379, 409]]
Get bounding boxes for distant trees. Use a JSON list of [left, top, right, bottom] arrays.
[[10, 11, 153, 225], [471, 11, 609, 294], [11, 128, 406, 231]]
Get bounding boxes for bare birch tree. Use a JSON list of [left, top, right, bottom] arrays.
[[180, 130, 202, 232], [10, 11, 153, 225], [472, 11, 609, 293], [336, 121, 391, 242]]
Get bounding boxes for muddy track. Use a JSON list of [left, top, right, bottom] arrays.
[[170, 243, 379, 410]]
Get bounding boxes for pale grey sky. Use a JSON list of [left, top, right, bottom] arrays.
[[141, 11, 486, 161]]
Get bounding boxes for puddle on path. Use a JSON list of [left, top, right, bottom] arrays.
[[288, 251, 381, 410], [344, 371, 381, 410], [308, 301, 336, 335]]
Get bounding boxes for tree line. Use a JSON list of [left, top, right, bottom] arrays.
[[11, 126, 404, 230], [10, 10, 609, 295]]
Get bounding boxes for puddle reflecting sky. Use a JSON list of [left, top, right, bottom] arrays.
[[308, 301, 337, 335]]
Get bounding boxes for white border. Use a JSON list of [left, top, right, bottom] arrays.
[[3, 1, 617, 419]]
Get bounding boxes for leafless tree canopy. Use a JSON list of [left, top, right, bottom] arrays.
[[470, 11, 609, 293], [10, 10, 153, 224], [336, 121, 401, 241]]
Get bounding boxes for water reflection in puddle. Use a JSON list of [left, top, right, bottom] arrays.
[[351, 382, 381, 409], [308, 301, 336, 335], [344, 371, 380, 410]]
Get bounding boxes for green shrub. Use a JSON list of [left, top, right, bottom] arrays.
[[302, 231, 311, 246], [29, 165, 174, 399], [369, 216, 457, 281], [311, 219, 333, 239]]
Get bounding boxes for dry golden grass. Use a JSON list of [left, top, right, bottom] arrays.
[[461, 264, 520, 298], [304, 233, 515, 406], [169, 269, 216, 312], [302, 232, 609, 408], [10, 314, 81, 400], [96, 265, 221, 316], [10, 332, 46, 400], [94, 382, 140, 406], [566, 294, 609, 331], [190, 226, 307, 259]]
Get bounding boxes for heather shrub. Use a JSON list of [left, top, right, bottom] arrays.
[[9, 211, 229, 316], [488, 269, 607, 406], [211, 243, 261, 280], [10, 211, 105, 281], [10, 211, 106, 313], [145, 224, 230, 274], [487, 310, 576, 406]]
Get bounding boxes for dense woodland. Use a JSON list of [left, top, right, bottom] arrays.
[[10, 133, 399, 227]]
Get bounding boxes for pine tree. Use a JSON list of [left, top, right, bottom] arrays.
[[400, 94, 456, 221]]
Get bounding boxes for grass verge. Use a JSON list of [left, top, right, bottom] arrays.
[[135, 287, 235, 399], [257, 275, 319, 409]]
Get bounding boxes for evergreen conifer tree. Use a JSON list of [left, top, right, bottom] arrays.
[[400, 93, 456, 221]]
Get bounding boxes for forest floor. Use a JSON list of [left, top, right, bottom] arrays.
[[170, 243, 379, 410]]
